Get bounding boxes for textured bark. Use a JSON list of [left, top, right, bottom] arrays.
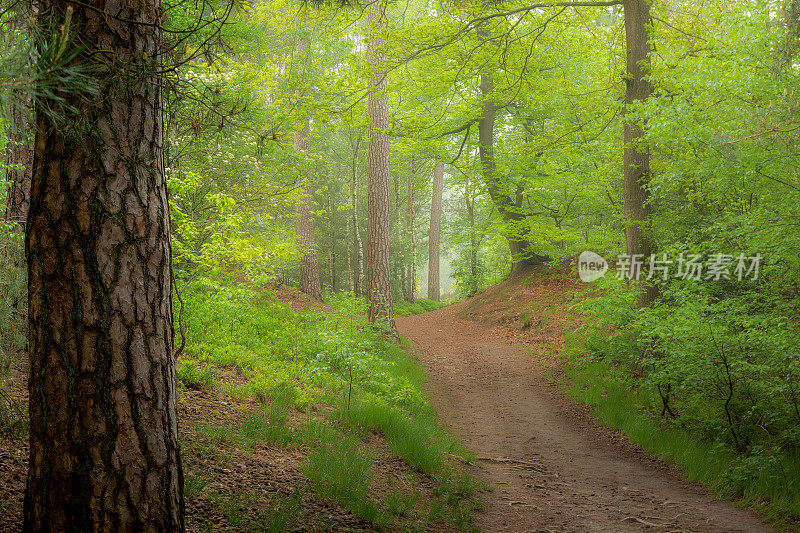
[[404, 160, 417, 303], [295, 123, 324, 302], [365, 0, 394, 328], [351, 137, 364, 297], [428, 161, 444, 301], [623, 0, 658, 308], [478, 64, 548, 273], [24, 0, 184, 530]]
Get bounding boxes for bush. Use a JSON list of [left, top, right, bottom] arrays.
[[568, 276, 800, 521], [176, 359, 215, 390]]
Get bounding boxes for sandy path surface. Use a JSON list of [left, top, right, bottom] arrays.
[[396, 302, 772, 533]]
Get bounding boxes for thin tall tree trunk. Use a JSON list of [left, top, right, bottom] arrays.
[[295, 122, 324, 301], [327, 190, 336, 292], [4, 13, 33, 228], [465, 173, 479, 296], [365, 0, 394, 327], [24, 1, 184, 529], [351, 137, 364, 297], [428, 160, 444, 301], [5, 103, 33, 227], [623, 0, 658, 308], [293, 36, 324, 302], [347, 243, 353, 293], [404, 159, 417, 303]]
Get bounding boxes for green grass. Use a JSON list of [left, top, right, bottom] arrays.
[[175, 276, 480, 530], [195, 401, 295, 449], [559, 353, 800, 528], [210, 487, 260, 529], [184, 472, 214, 499], [332, 394, 467, 477], [253, 492, 303, 533], [301, 425, 383, 524]]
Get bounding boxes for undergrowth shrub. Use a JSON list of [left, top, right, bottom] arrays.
[[0, 229, 26, 439], [568, 275, 800, 521], [176, 359, 215, 390], [394, 298, 447, 317], [180, 276, 432, 414]]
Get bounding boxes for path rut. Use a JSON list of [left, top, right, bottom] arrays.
[[396, 302, 772, 533]]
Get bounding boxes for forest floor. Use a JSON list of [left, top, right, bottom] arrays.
[[397, 267, 774, 532], [0, 269, 780, 532], [0, 283, 473, 533]]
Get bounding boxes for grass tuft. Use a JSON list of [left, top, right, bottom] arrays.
[[302, 425, 382, 523]]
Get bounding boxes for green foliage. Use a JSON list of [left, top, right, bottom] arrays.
[[181, 276, 432, 412], [394, 298, 447, 317], [178, 276, 480, 528], [567, 275, 800, 523], [176, 359, 215, 391]]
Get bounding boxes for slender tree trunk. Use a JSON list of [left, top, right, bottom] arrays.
[[5, 104, 33, 227], [327, 191, 336, 292], [293, 36, 323, 302], [365, 0, 394, 327], [404, 160, 417, 303], [295, 122, 324, 301], [4, 13, 33, 229], [428, 160, 444, 301], [347, 244, 353, 293], [623, 0, 658, 308], [465, 174, 479, 296], [351, 137, 364, 297], [24, 1, 184, 530]]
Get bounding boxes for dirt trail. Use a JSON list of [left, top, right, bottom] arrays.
[[397, 302, 772, 533]]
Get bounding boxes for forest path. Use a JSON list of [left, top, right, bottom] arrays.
[[396, 301, 771, 533]]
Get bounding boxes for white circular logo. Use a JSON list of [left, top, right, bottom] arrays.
[[578, 251, 608, 282]]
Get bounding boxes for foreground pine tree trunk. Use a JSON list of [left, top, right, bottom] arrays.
[[365, 0, 394, 327], [428, 161, 444, 301], [24, 1, 184, 530], [622, 0, 658, 308]]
